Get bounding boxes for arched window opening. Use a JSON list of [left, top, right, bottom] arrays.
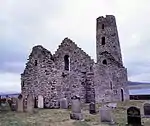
[[64, 55, 70, 71], [102, 24, 104, 29], [22, 81, 24, 88], [102, 59, 107, 65], [110, 82, 113, 90], [121, 89, 124, 101], [102, 37, 105, 45], [34, 97, 38, 108], [35, 60, 37, 66], [90, 66, 92, 71]]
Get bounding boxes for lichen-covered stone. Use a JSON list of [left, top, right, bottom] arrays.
[[21, 15, 129, 108]]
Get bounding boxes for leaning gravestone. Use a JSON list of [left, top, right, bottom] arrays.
[[143, 103, 150, 117], [38, 95, 44, 108], [70, 95, 83, 120], [100, 106, 115, 124], [27, 94, 34, 112], [60, 98, 68, 109], [89, 102, 96, 114], [17, 94, 23, 112], [127, 106, 142, 126]]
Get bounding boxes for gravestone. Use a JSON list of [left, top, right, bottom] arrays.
[[38, 95, 44, 108], [7, 98, 13, 109], [89, 102, 96, 114], [143, 103, 150, 117], [26, 94, 34, 112], [9, 98, 17, 111], [70, 95, 83, 120], [127, 106, 142, 126], [17, 94, 23, 112], [60, 98, 68, 109], [100, 106, 115, 124]]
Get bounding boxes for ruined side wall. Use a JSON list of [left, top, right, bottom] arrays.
[[94, 61, 129, 103], [53, 38, 95, 103], [21, 45, 62, 108]]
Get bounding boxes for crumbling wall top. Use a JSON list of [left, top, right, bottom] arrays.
[[53, 37, 94, 63], [96, 15, 116, 21]]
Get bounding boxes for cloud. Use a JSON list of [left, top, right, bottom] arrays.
[[0, 72, 21, 93], [0, 61, 25, 73], [0, 0, 150, 92]]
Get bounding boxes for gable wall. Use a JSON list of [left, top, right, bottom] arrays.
[[21, 46, 62, 108], [53, 38, 95, 103]]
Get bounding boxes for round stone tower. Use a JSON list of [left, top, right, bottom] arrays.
[[96, 15, 123, 65], [94, 15, 129, 103]]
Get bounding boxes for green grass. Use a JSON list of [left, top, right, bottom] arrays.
[[0, 100, 150, 126]]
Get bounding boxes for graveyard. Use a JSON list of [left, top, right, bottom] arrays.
[[0, 100, 150, 126]]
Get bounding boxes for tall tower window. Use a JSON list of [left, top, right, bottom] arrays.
[[110, 82, 113, 90], [102, 37, 105, 45], [64, 55, 70, 71], [35, 60, 37, 66], [102, 59, 107, 65], [22, 81, 25, 88], [121, 89, 124, 101], [102, 24, 104, 29]]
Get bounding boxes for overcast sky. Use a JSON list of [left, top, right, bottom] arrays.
[[0, 0, 150, 93]]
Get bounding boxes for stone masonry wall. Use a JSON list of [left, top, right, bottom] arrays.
[[53, 38, 95, 103], [21, 45, 62, 108], [21, 39, 95, 107], [94, 63, 129, 103]]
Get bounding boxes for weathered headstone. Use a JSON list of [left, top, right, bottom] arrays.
[[70, 95, 83, 120], [10, 98, 17, 111], [6, 95, 9, 102], [38, 95, 44, 108], [7, 98, 13, 108], [17, 94, 23, 112], [100, 106, 115, 124], [127, 106, 142, 126], [26, 94, 34, 112], [143, 103, 150, 117], [89, 102, 96, 114], [60, 98, 68, 109]]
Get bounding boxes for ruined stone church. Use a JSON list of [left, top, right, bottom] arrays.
[[21, 15, 129, 108]]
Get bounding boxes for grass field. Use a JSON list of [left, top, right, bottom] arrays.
[[0, 100, 150, 126]]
